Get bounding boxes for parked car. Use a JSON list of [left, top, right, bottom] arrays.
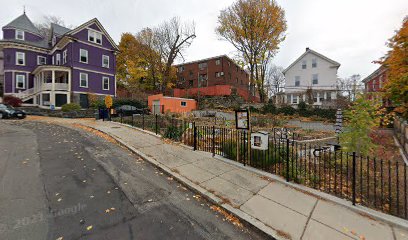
[[0, 104, 26, 119], [115, 105, 148, 117]]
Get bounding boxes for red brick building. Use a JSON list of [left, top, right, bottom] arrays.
[[362, 66, 391, 106], [173, 55, 259, 102]]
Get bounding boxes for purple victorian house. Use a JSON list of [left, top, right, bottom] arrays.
[[0, 13, 118, 109]]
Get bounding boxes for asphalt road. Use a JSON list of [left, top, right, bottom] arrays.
[[0, 120, 270, 240]]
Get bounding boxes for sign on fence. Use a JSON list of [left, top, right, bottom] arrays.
[[235, 109, 249, 130], [251, 131, 269, 150]]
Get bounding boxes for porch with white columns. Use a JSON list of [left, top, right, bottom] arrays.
[[32, 66, 71, 109]]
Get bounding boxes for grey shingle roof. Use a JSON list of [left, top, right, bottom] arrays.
[[51, 23, 71, 36], [3, 13, 42, 36]]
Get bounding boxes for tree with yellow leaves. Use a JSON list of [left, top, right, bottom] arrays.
[[380, 16, 408, 118], [216, 0, 287, 102]]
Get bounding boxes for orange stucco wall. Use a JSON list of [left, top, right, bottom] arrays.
[[148, 94, 197, 113]]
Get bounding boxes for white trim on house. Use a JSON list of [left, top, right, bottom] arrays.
[[16, 52, 25, 66], [56, 53, 61, 65], [102, 55, 109, 68], [72, 67, 115, 76], [15, 73, 26, 89], [63, 50, 67, 64], [37, 55, 47, 65], [0, 42, 48, 53], [15, 29, 24, 40], [65, 18, 119, 51], [74, 39, 115, 52], [79, 49, 88, 64], [3, 27, 43, 38], [88, 29, 102, 45], [102, 76, 109, 90], [79, 72, 88, 88]]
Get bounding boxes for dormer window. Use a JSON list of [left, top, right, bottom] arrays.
[[52, 35, 57, 46], [15, 30, 24, 40], [88, 29, 102, 45]]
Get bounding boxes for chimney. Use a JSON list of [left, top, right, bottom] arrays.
[[306, 47, 310, 51]]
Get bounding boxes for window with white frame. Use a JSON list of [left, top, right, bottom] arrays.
[[292, 94, 298, 104], [63, 50, 67, 64], [178, 66, 184, 72], [295, 76, 300, 86], [80, 73, 88, 88], [56, 53, 61, 65], [102, 55, 109, 68], [16, 52, 25, 65], [15, 29, 24, 40], [16, 74, 26, 89], [102, 76, 109, 90], [88, 29, 102, 44], [215, 59, 221, 65], [181, 101, 187, 107], [312, 58, 317, 68], [302, 60, 307, 69], [80, 49, 88, 63], [312, 74, 318, 84], [37, 56, 47, 65]]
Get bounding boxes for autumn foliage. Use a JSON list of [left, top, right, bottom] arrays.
[[216, 0, 287, 102], [380, 16, 408, 117]]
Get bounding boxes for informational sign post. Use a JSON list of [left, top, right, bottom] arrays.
[[235, 109, 249, 130], [335, 109, 343, 135], [251, 131, 269, 150]]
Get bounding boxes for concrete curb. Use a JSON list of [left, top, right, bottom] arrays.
[[105, 120, 408, 230], [82, 123, 285, 240]]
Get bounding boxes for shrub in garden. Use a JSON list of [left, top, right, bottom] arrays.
[[61, 103, 81, 112], [3, 95, 22, 107], [113, 98, 146, 109], [261, 102, 276, 114], [278, 105, 296, 115]]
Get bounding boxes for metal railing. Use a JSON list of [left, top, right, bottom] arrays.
[[111, 115, 408, 220]]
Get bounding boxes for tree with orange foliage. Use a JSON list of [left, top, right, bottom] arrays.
[[380, 16, 408, 118], [216, 0, 287, 102]]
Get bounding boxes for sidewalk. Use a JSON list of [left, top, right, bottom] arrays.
[[33, 117, 408, 240]]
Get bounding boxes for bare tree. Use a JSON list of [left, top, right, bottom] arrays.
[[153, 17, 196, 92], [35, 15, 66, 38], [264, 64, 285, 97], [337, 74, 363, 101]]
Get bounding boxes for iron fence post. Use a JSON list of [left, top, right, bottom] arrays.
[[212, 126, 215, 157], [286, 138, 290, 182], [193, 123, 197, 151], [155, 114, 158, 135], [352, 152, 356, 206]]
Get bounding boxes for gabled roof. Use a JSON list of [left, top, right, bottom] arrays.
[[2, 13, 42, 36], [65, 18, 119, 51], [51, 23, 71, 36], [362, 66, 386, 83], [283, 48, 341, 74]]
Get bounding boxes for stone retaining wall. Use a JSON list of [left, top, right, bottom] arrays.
[[394, 116, 408, 157]]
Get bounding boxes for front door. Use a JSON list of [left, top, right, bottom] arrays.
[[152, 100, 161, 114], [79, 94, 89, 109]]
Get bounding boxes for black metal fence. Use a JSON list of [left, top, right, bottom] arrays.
[[111, 114, 408, 220]]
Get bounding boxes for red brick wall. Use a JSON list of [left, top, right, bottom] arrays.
[[176, 56, 250, 91]]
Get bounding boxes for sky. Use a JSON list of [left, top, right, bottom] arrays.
[[0, 0, 406, 79]]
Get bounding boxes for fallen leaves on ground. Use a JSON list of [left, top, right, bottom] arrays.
[[210, 205, 243, 228], [86, 225, 93, 231]]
